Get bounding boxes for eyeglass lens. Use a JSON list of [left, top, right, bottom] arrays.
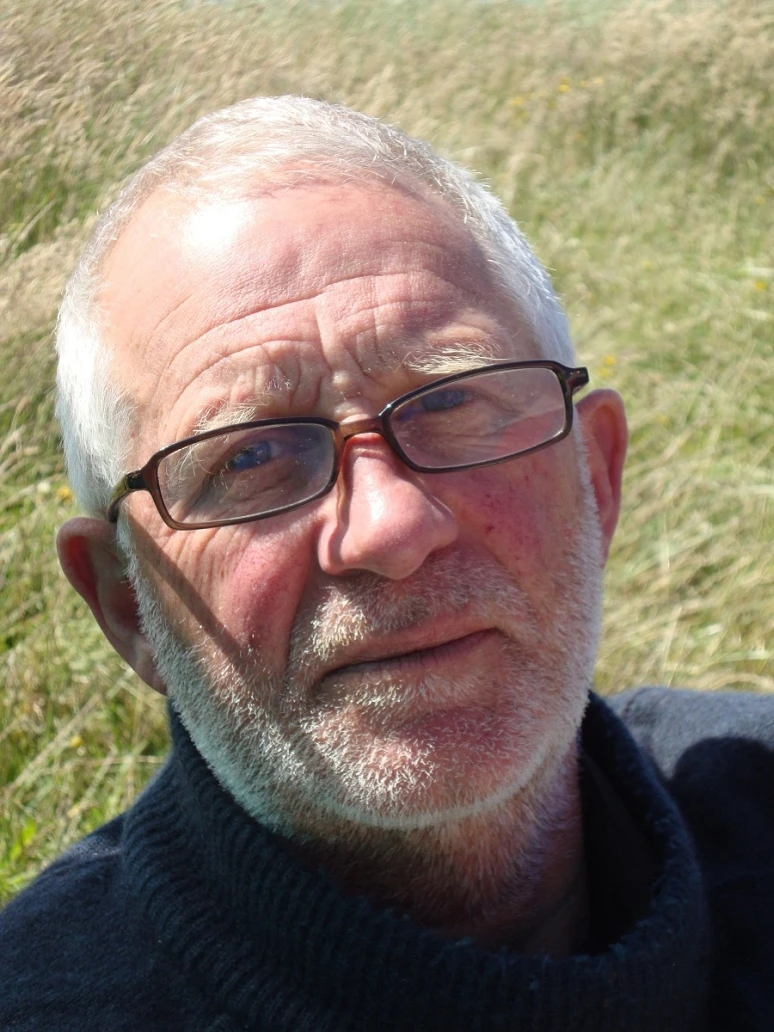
[[157, 422, 336, 525], [390, 365, 566, 470], [156, 365, 568, 526]]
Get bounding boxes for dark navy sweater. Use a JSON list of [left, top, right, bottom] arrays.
[[2, 687, 774, 1031]]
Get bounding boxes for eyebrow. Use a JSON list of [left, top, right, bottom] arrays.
[[194, 400, 276, 435], [191, 338, 507, 436], [402, 338, 504, 376], [191, 372, 298, 436]]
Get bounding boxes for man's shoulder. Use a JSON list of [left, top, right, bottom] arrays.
[[607, 684, 774, 833], [609, 686, 774, 1026], [610, 687, 774, 921], [608, 684, 774, 776], [0, 815, 127, 942], [0, 814, 202, 1032]]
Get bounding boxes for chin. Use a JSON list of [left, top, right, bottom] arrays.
[[184, 674, 587, 840], [291, 698, 586, 832]]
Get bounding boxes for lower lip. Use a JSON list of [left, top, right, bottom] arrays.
[[337, 629, 498, 678]]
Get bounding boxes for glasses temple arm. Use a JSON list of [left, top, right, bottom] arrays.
[[106, 470, 146, 523]]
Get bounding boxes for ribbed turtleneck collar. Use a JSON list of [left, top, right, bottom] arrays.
[[123, 694, 709, 1031]]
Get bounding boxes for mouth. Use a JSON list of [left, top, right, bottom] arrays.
[[311, 628, 511, 743], [322, 628, 499, 682]]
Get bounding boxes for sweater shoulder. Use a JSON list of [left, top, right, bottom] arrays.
[[608, 686, 774, 1028], [607, 685, 774, 776], [0, 815, 127, 940], [606, 685, 774, 855], [0, 815, 207, 1032]]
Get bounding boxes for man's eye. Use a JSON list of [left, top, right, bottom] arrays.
[[223, 441, 272, 473], [395, 388, 474, 425], [419, 388, 470, 413]]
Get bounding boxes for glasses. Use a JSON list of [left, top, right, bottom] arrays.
[[107, 360, 589, 531]]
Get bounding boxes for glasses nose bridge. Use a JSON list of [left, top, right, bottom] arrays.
[[337, 414, 387, 445], [334, 413, 396, 467]]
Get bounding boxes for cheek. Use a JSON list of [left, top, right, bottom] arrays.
[[451, 461, 582, 577], [207, 521, 314, 664], [138, 515, 314, 672]]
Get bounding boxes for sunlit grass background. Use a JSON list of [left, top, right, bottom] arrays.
[[1, 0, 772, 902]]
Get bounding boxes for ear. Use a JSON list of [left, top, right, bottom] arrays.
[[575, 388, 628, 564], [56, 517, 167, 695]]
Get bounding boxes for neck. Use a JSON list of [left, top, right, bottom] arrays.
[[291, 743, 588, 956]]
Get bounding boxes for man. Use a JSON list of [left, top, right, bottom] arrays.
[[1, 97, 773, 1031]]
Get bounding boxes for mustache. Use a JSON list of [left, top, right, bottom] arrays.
[[286, 550, 537, 681]]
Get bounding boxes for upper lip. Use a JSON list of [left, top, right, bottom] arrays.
[[318, 625, 493, 681]]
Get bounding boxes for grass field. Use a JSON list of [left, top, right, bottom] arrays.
[[1, 0, 772, 903]]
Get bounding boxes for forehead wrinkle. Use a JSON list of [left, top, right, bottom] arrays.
[[147, 267, 416, 409], [166, 267, 442, 373], [317, 281, 505, 386], [312, 251, 487, 299], [317, 263, 498, 330], [177, 346, 328, 439], [157, 302, 310, 385], [152, 318, 325, 422], [116, 288, 197, 393]]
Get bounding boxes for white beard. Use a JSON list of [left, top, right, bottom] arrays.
[[123, 458, 604, 852]]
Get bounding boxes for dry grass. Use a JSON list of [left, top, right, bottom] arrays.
[[1, 0, 772, 900]]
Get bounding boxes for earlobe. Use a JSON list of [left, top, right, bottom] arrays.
[[56, 517, 167, 695], [575, 389, 628, 563]]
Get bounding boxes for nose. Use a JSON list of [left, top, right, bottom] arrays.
[[316, 434, 459, 580]]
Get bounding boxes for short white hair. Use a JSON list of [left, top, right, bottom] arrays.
[[55, 95, 574, 517]]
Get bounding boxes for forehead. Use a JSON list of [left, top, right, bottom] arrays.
[[100, 179, 535, 455]]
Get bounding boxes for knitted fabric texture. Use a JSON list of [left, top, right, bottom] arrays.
[[1, 692, 718, 1031]]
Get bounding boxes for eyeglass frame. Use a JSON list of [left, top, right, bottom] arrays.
[[106, 359, 590, 531]]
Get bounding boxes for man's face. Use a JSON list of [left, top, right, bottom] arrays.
[[102, 181, 606, 835]]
